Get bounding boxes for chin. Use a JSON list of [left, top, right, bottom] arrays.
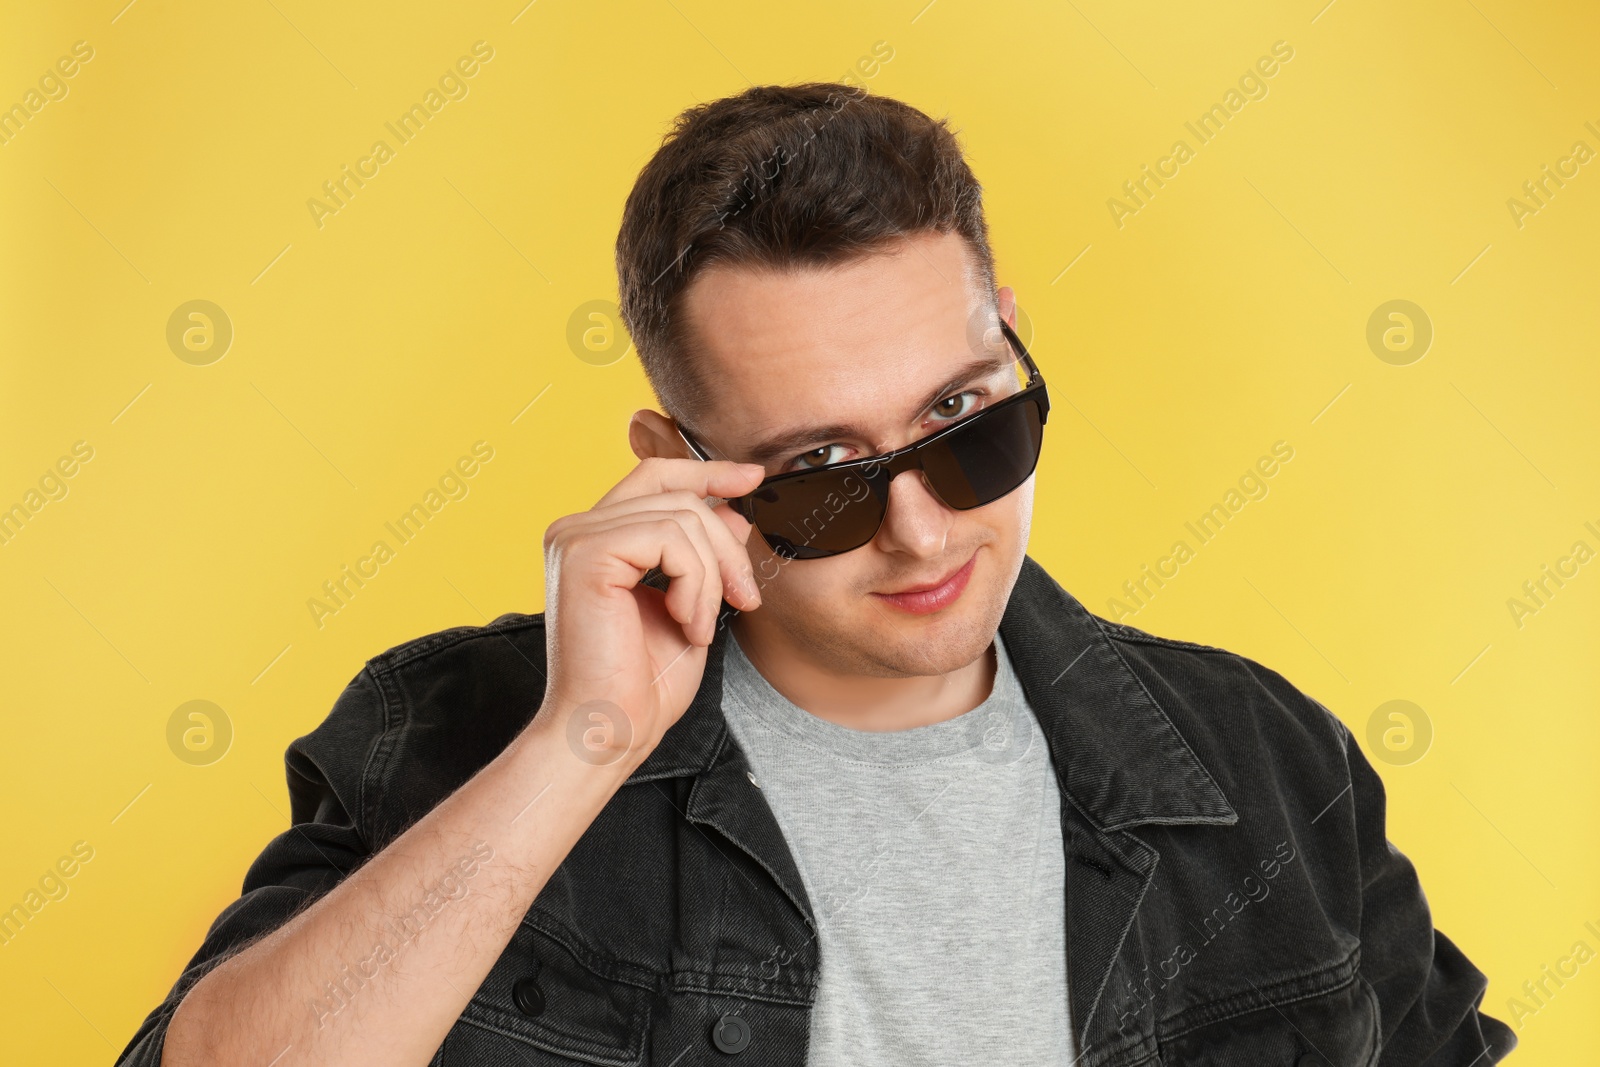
[[876, 624, 992, 677], [860, 589, 1002, 676]]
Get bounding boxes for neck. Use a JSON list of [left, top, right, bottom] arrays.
[[726, 612, 997, 731]]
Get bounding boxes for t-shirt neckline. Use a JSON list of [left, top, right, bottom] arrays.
[[720, 627, 1031, 766]]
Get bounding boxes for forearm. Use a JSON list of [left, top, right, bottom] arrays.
[[161, 706, 634, 1067]]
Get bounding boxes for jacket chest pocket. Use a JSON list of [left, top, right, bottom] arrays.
[[444, 919, 654, 1066], [1154, 975, 1380, 1067]]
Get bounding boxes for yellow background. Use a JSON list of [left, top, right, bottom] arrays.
[[2, 0, 1597, 1061]]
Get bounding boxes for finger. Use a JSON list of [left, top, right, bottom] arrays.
[[678, 497, 760, 611], [597, 456, 766, 511], [566, 510, 724, 644], [572, 491, 760, 610], [712, 499, 756, 545], [664, 508, 723, 645], [572, 513, 709, 640]]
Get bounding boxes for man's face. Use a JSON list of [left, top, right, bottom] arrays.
[[673, 230, 1034, 680]]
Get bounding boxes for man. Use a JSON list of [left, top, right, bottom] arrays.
[[121, 82, 1515, 1066]]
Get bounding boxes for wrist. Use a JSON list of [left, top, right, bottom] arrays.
[[518, 698, 652, 790]]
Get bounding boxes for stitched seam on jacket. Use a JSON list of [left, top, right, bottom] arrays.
[[360, 616, 546, 840], [465, 917, 654, 1066], [375, 613, 543, 672], [455, 1009, 645, 1067], [1308, 696, 1358, 777], [362, 661, 407, 845], [1357, 974, 1382, 1067], [690, 727, 818, 932], [519, 909, 660, 992], [1078, 838, 1163, 1061], [1156, 941, 1362, 1041], [1094, 618, 1232, 655], [664, 969, 814, 1005]]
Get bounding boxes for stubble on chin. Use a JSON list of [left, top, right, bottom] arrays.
[[800, 581, 1005, 679]]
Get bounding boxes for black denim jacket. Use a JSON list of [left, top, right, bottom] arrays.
[[117, 556, 1515, 1066]]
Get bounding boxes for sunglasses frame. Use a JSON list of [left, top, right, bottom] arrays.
[[676, 317, 1050, 559]]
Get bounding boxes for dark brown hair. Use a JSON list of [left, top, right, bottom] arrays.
[[615, 81, 997, 424]]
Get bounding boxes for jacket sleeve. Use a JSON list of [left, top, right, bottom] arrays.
[[1327, 712, 1518, 1065], [113, 666, 386, 1066]]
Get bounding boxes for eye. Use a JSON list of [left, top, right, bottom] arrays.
[[788, 444, 850, 471], [929, 392, 980, 421]]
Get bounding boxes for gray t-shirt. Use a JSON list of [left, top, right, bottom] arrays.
[[720, 628, 1073, 1066]]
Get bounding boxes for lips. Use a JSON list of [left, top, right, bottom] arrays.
[[870, 550, 978, 615]]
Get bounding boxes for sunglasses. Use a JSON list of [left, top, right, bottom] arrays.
[[677, 317, 1049, 560]]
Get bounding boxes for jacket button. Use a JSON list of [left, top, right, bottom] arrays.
[[512, 975, 545, 1017], [711, 1013, 751, 1054], [1296, 1053, 1330, 1067]]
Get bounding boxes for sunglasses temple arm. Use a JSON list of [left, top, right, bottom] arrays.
[[676, 422, 705, 460]]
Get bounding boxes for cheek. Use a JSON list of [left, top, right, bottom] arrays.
[[969, 475, 1034, 545], [795, 555, 861, 605], [1008, 479, 1035, 543], [757, 551, 866, 621]]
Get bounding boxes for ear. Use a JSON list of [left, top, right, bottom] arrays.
[[628, 409, 690, 462]]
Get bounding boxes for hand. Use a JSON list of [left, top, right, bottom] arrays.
[[536, 456, 766, 767]]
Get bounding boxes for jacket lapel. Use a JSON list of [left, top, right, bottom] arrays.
[[998, 556, 1238, 1058], [621, 578, 817, 931]]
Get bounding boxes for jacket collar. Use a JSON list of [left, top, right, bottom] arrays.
[[625, 553, 1237, 832]]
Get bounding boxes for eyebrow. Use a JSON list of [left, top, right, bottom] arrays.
[[740, 352, 1014, 467]]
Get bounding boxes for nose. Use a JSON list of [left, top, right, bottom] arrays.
[[870, 467, 952, 559]]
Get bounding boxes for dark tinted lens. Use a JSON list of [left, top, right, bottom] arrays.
[[739, 393, 1044, 559], [921, 395, 1044, 509], [742, 465, 889, 559]]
